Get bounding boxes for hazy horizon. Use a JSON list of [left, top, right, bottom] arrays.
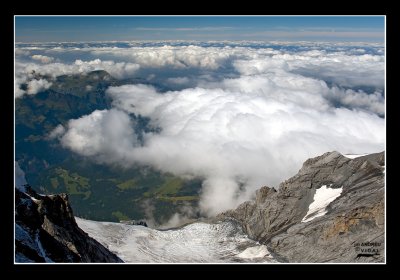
[[15, 16, 385, 43]]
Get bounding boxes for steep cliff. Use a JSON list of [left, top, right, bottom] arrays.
[[217, 151, 385, 263], [15, 186, 123, 263]]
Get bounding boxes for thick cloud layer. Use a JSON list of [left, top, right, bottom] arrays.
[[57, 77, 384, 215], [86, 45, 384, 89], [106, 79, 384, 215], [14, 59, 140, 98], [271, 51, 384, 88], [15, 42, 384, 97], [89, 45, 245, 70], [18, 41, 385, 216]]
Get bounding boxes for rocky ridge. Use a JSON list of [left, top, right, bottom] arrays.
[[15, 186, 123, 263], [217, 151, 385, 263]]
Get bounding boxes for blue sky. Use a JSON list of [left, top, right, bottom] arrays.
[[15, 16, 385, 42]]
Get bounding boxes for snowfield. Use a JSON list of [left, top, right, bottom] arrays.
[[76, 218, 276, 263], [343, 154, 369, 159], [302, 185, 343, 223]]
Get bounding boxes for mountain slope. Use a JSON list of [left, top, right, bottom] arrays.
[[15, 186, 123, 263], [217, 151, 385, 263]]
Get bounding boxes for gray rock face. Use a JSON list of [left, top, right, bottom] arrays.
[[217, 152, 384, 263], [15, 186, 124, 263]]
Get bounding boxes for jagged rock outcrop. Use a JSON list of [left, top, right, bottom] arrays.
[[217, 151, 385, 263], [15, 186, 123, 263]]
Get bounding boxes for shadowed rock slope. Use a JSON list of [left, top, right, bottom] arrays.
[[217, 151, 385, 263], [15, 186, 123, 263]]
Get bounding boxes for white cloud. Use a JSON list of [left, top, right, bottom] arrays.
[[47, 124, 65, 139], [16, 43, 384, 97], [233, 57, 290, 75], [59, 109, 138, 167], [215, 71, 384, 115], [34, 42, 385, 216], [15, 49, 30, 56], [31, 54, 54, 64], [275, 52, 384, 88], [14, 58, 140, 98], [15, 85, 26, 98], [85, 85, 93, 91], [326, 87, 384, 115], [89, 45, 257, 70], [88, 44, 385, 89], [167, 77, 190, 85], [158, 202, 197, 229], [58, 73, 384, 216], [15, 72, 31, 98], [73, 59, 140, 79], [18, 59, 140, 80], [15, 162, 27, 191], [232, 50, 384, 89], [26, 79, 52, 95]]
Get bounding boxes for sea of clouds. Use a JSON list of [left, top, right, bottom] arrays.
[[15, 41, 385, 216]]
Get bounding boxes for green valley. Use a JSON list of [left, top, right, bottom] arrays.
[[15, 70, 202, 225]]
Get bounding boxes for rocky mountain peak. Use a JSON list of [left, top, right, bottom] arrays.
[[15, 186, 123, 263], [300, 151, 345, 172], [217, 151, 385, 263]]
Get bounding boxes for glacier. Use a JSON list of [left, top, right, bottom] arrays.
[[76, 218, 277, 263]]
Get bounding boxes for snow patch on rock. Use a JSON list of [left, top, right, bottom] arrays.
[[302, 185, 343, 223]]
